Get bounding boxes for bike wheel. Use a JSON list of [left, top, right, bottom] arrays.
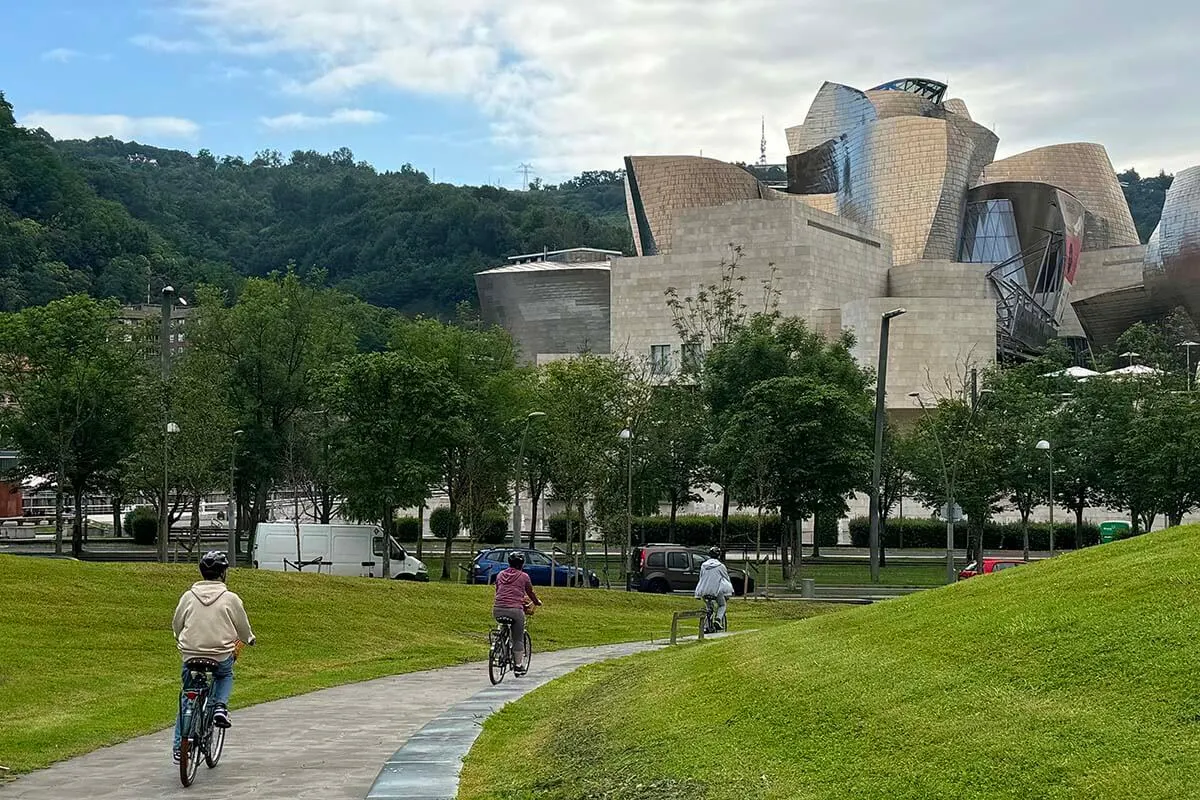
[[523, 630, 532, 670], [205, 721, 225, 768], [488, 632, 508, 685], [179, 736, 200, 786]]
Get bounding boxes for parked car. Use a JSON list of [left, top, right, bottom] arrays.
[[629, 544, 754, 595], [468, 547, 600, 587], [958, 557, 1026, 580]]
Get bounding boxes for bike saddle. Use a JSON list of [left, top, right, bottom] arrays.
[[495, 616, 516, 625], [184, 658, 223, 672]]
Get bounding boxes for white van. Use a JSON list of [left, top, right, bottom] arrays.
[[251, 522, 428, 581]]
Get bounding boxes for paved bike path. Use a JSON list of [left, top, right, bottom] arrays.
[[0, 641, 664, 800]]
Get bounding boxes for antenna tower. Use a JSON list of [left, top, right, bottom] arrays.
[[516, 162, 535, 190], [758, 117, 767, 166]]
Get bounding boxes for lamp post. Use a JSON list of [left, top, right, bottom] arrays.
[[1118, 350, 1140, 368], [869, 308, 905, 584], [1036, 439, 1054, 556], [227, 429, 244, 564], [619, 418, 633, 590], [511, 412, 546, 547], [158, 285, 175, 563], [1179, 341, 1199, 391]]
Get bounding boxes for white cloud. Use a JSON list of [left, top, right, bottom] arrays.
[[20, 112, 200, 141], [178, 0, 1200, 176], [130, 34, 205, 54], [41, 48, 82, 63], [260, 108, 387, 129]]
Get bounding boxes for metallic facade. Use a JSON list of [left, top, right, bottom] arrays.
[[1144, 166, 1200, 319], [474, 261, 612, 363]]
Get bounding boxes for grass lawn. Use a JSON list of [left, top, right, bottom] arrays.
[[0, 555, 828, 774], [460, 525, 1200, 800]]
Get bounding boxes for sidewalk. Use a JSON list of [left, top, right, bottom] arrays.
[[0, 641, 665, 800]]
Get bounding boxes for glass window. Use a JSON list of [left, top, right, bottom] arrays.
[[650, 344, 672, 375], [647, 552, 666, 569], [373, 536, 405, 559], [691, 552, 706, 570], [681, 343, 703, 372], [959, 199, 1023, 284], [526, 551, 551, 566], [667, 551, 688, 570], [992, 561, 1021, 572]]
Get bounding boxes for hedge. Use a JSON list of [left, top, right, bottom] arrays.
[[394, 516, 420, 542], [547, 511, 584, 543], [125, 506, 158, 546], [475, 508, 509, 545], [847, 516, 1102, 550], [429, 507, 460, 540]]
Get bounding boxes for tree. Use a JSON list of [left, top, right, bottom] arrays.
[[323, 351, 463, 577], [641, 384, 709, 541], [0, 295, 138, 555]]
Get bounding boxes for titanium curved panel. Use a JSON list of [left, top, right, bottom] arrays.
[[943, 98, 971, 120], [788, 82, 877, 156], [475, 265, 611, 362], [1145, 165, 1200, 317], [788, 115, 998, 265], [975, 143, 1138, 250], [623, 156, 767, 256]]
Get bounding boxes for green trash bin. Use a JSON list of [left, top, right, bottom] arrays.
[[1099, 520, 1130, 544]]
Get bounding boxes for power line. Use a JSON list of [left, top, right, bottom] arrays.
[[516, 162, 535, 190]]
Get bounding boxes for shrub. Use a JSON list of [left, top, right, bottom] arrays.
[[394, 516, 420, 542], [548, 511, 584, 543], [429, 507, 460, 540], [125, 506, 158, 546], [476, 508, 510, 545], [848, 516, 1101, 550], [814, 514, 839, 548], [630, 514, 783, 548]]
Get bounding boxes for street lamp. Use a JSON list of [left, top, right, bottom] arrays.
[[619, 418, 633, 591], [1119, 351, 1140, 368], [162, 421, 179, 562], [1179, 341, 1199, 391], [158, 286, 176, 563], [869, 307, 906, 583], [228, 429, 244, 564], [511, 412, 546, 547], [1036, 439, 1054, 556]]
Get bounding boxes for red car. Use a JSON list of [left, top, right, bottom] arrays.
[[958, 557, 1026, 580]]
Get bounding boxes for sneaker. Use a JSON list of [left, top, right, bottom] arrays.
[[172, 750, 181, 765], [213, 705, 232, 729], [514, 666, 528, 677]]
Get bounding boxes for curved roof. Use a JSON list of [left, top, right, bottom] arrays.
[[869, 78, 948, 104]]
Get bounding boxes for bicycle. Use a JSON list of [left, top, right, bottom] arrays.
[[701, 595, 727, 635], [177, 658, 227, 787], [488, 616, 533, 685]]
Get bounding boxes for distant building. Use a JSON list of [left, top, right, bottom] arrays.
[[118, 303, 192, 359]]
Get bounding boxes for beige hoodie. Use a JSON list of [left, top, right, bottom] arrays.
[[172, 581, 255, 661]]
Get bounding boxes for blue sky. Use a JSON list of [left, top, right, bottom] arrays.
[[4, 0, 1198, 186]]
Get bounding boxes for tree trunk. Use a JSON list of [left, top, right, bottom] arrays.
[[190, 495, 202, 558], [319, 485, 332, 524], [528, 485, 541, 549], [1021, 510, 1031, 562], [878, 515, 887, 568], [441, 496, 457, 580], [71, 483, 84, 557], [793, 517, 802, 587], [720, 480, 730, 549], [779, 513, 790, 581], [54, 468, 65, 557], [577, 500, 588, 588], [812, 512, 822, 560], [755, 505, 763, 592], [416, 504, 425, 560], [668, 493, 678, 544], [112, 496, 123, 538], [382, 502, 392, 579]]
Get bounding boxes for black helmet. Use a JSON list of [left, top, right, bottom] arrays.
[[508, 551, 526, 568], [708, 546, 721, 560], [200, 551, 229, 581]]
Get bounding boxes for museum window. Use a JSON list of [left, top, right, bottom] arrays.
[[959, 199, 1024, 284], [650, 344, 672, 375], [681, 343, 702, 372]]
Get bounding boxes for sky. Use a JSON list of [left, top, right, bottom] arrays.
[[3, 0, 1198, 187]]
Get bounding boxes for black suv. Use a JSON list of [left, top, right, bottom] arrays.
[[629, 544, 753, 595]]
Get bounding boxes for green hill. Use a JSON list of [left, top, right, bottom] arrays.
[[0, 555, 821, 774], [460, 526, 1200, 800]]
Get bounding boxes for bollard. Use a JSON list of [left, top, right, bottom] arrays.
[[801, 578, 815, 598]]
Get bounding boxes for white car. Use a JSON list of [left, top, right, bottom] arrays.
[[252, 522, 428, 580]]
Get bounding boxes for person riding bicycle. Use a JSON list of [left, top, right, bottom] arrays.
[[493, 551, 541, 676], [171, 551, 255, 763], [694, 546, 734, 631]]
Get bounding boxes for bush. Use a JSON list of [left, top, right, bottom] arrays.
[[847, 517, 1102, 550], [394, 516, 420, 542], [429, 507, 460, 540], [814, 513, 839, 548], [547, 511, 584, 543], [476, 508, 510, 545], [630, 514, 783, 548], [125, 506, 158, 546]]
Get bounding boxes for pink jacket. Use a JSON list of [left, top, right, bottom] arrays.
[[494, 567, 539, 609]]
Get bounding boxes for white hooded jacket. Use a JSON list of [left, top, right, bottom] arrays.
[[172, 580, 255, 661], [694, 558, 735, 599]]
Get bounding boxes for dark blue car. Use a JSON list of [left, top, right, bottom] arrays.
[[468, 547, 600, 587]]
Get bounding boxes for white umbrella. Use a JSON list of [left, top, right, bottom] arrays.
[[1042, 366, 1100, 379], [1103, 364, 1163, 377]]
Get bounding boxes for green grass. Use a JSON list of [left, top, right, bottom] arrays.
[[459, 525, 1200, 800], [0, 555, 827, 774]]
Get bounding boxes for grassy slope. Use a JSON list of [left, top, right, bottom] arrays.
[[0, 555, 825, 774], [460, 526, 1200, 800]]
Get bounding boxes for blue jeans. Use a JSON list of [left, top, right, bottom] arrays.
[[173, 656, 235, 750]]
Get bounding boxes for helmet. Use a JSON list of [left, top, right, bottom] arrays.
[[200, 551, 230, 581], [708, 546, 721, 560], [508, 551, 526, 568]]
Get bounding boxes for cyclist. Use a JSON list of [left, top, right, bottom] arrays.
[[694, 546, 734, 631], [171, 551, 255, 763], [493, 551, 541, 676]]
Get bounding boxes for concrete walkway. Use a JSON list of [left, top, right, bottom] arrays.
[[0, 641, 664, 800]]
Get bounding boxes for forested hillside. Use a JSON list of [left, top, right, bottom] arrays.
[[0, 87, 1178, 316], [52, 138, 631, 316]]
